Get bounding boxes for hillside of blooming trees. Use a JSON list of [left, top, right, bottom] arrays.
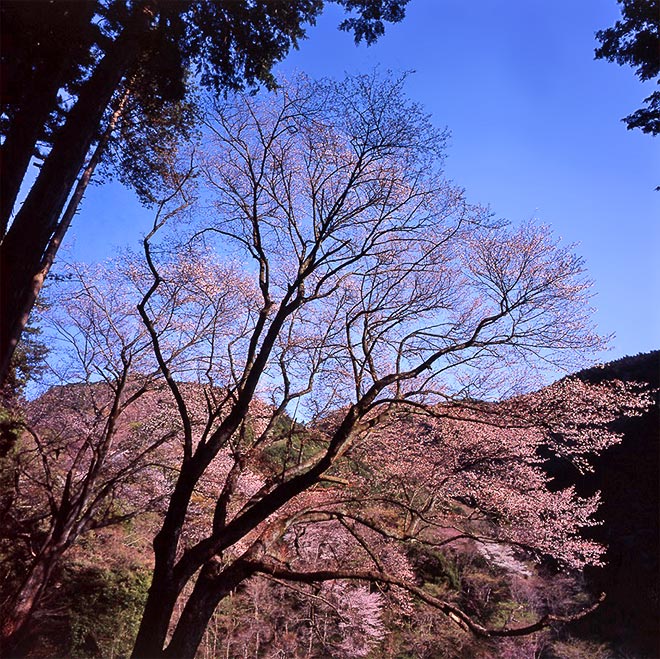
[[0, 351, 657, 658], [1, 1, 657, 655], [0, 72, 657, 658]]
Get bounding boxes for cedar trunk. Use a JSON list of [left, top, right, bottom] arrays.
[[0, 70, 61, 235], [0, 1, 96, 235], [0, 11, 150, 385]]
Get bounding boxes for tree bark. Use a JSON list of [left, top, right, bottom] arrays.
[[163, 560, 255, 659], [15, 86, 133, 365], [0, 0, 97, 235], [0, 7, 151, 386], [130, 471, 204, 659], [0, 544, 62, 656], [0, 68, 61, 236], [132, 404, 362, 657], [129, 565, 181, 659]]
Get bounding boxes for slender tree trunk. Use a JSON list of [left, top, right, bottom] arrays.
[[0, 72, 60, 236], [14, 87, 133, 360], [0, 9, 150, 386]]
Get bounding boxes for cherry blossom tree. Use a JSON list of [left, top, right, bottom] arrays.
[[0, 266, 184, 654], [20, 74, 649, 658]]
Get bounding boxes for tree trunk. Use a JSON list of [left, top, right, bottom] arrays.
[[0, 72, 60, 236], [131, 406, 254, 657], [162, 560, 254, 659], [130, 569, 181, 659], [0, 0, 97, 236], [0, 1, 96, 236], [132, 399, 360, 657], [0, 545, 61, 656], [0, 8, 150, 386], [131, 466, 205, 658], [132, 304, 325, 657], [15, 87, 133, 366]]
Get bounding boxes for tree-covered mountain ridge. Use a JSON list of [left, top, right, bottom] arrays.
[[549, 350, 659, 658], [2, 351, 656, 657]]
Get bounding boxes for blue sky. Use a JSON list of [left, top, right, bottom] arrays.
[[69, 0, 659, 364]]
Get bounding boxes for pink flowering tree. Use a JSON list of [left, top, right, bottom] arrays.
[[0, 263, 188, 653], [14, 74, 649, 657]]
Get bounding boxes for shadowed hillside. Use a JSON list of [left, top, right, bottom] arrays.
[[560, 351, 659, 657]]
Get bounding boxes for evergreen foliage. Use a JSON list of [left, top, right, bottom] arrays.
[[596, 0, 660, 135], [0, 0, 410, 385]]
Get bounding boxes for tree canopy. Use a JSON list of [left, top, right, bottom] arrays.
[[0, 74, 647, 658], [595, 0, 660, 135], [0, 0, 410, 386]]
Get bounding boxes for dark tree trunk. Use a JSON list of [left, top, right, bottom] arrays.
[[0, 0, 97, 235], [130, 568, 181, 659], [15, 87, 133, 367], [0, 69, 61, 236], [0, 544, 62, 657], [131, 472, 204, 659], [131, 395, 259, 657], [0, 9, 151, 386], [131, 411, 360, 658], [130, 524, 184, 659], [131, 304, 334, 657], [163, 560, 254, 659]]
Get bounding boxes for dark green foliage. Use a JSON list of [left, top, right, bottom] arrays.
[[623, 89, 660, 133], [2, 559, 151, 658], [596, 1, 660, 82], [0, 523, 38, 620], [0, 406, 22, 460], [407, 545, 462, 592], [0, 0, 100, 140], [98, 75, 199, 206], [0, 325, 47, 575], [595, 0, 660, 134], [1, 324, 47, 469], [260, 421, 328, 475], [336, 0, 408, 45], [60, 564, 151, 658], [2, 326, 48, 403]]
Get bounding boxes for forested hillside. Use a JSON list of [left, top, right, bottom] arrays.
[[1, 2, 657, 657], [1, 352, 656, 658], [559, 351, 660, 657]]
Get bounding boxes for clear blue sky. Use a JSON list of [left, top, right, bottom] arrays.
[[69, 0, 659, 364]]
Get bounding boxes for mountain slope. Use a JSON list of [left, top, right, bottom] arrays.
[[566, 351, 659, 656]]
